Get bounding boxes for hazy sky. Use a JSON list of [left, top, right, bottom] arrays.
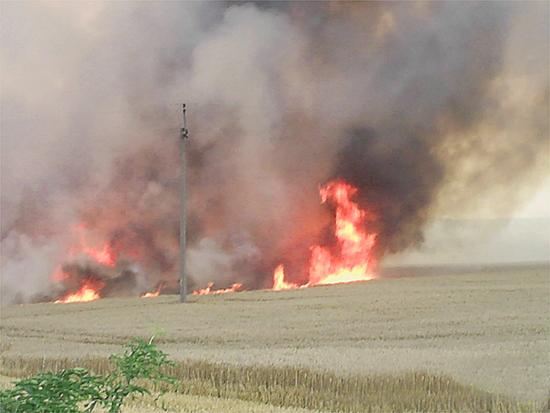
[[519, 178, 550, 218]]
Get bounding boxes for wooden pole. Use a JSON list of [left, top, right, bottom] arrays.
[[180, 103, 188, 302]]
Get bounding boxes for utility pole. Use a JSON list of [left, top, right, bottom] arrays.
[[180, 104, 188, 303]]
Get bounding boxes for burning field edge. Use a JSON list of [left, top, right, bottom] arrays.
[[46, 180, 378, 305], [0, 356, 543, 413]]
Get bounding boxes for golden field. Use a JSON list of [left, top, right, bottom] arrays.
[[1, 264, 548, 412]]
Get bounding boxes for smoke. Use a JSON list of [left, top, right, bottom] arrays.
[[1, 2, 548, 303]]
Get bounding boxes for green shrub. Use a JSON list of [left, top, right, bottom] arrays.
[[0, 337, 175, 413]]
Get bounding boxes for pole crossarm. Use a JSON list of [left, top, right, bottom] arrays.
[[181, 103, 189, 140]]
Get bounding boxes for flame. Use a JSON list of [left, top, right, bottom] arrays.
[[52, 181, 374, 301], [78, 244, 116, 267], [141, 284, 163, 298], [272, 264, 298, 291], [308, 180, 376, 285], [273, 180, 377, 290], [51, 223, 118, 303], [67, 223, 117, 267], [54, 280, 103, 304], [141, 290, 160, 298], [192, 282, 244, 296]]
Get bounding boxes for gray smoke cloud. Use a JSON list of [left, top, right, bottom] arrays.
[[1, 2, 548, 303]]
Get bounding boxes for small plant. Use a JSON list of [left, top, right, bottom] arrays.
[[0, 337, 175, 413]]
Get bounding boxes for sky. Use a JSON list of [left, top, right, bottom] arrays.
[[518, 178, 550, 218]]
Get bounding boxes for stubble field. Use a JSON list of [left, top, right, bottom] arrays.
[[1, 264, 548, 412]]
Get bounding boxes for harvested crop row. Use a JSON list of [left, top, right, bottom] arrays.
[[0, 356, 539, 413]]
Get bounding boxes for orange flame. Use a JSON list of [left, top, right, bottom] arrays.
[[141, 285, 162, 298], [52, 182, 373, 301], [78, 244, 116, 267], [272, 264, 298, 291], [54, 280, 103, 304], [51, 224, 117, 303], [192, 282, 244, 296], [273, 180, 376, 290], [67, 223, 116, 267]]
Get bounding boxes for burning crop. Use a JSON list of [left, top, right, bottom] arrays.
[[51, 224, 152, 303], [140, 286, 160, 298], [68, 224, 118, 267], [192, 282, 244, 296], [140, 282, 165, 298], [50, 179, 376, 302], [159, 179, 378, 297], [54, 279, 104, 304], [272, 180, 377, 291], [272, 265, 299, 291]]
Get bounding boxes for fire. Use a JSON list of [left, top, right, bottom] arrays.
[[52, 181, 374, 302], [272, 264, 298, 291], [141, 290, 160, 298], [78, 244, 116, 267], [308, 180, 376, 285], [192, 282, 244, 296], [141, 284, 163, 298], [51, 223, 117, 303], [273, 180, 377, 290], [67, 223, 117, 267], [54, 280, 103, 304]]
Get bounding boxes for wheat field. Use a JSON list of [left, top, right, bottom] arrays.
[[1, 264, 548, 412]]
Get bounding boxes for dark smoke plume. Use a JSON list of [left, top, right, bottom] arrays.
[[1, 2, 548, 303]]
